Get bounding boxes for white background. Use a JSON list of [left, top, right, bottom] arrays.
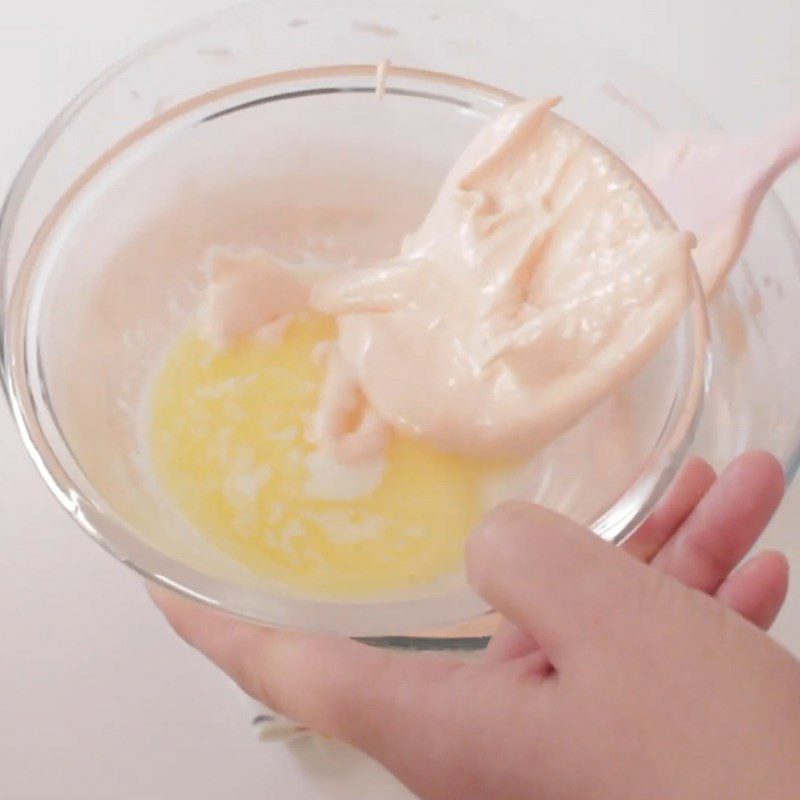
[[2, 1, 799, 798]]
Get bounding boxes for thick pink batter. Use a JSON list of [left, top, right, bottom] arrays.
[[199, 98, 695, 462]]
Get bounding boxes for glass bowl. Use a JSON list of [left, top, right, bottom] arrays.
[[4, 0, 781, 641]]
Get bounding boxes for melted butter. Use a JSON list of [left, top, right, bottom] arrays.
[[149, 313, 506, 596]]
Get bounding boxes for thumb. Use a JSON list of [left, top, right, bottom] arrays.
[[466, 502, 653, 666]]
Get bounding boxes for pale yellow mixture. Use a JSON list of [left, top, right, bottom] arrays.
[[150, 313, 506, 596]]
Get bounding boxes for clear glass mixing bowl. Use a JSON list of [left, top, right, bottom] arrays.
[[1, 0, 792, 642]]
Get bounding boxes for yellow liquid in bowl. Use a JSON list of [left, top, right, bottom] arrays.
[[149, 313, 503, 597]]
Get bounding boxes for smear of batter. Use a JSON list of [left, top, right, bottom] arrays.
[[376, 59, 390, 101], [352, 20, 399, 38]]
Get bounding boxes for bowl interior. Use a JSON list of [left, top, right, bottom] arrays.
[[5, 64, 705, 633]]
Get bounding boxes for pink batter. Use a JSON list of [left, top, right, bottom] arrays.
[[198, 98, 695, 462], [197, 248, 309, 347]]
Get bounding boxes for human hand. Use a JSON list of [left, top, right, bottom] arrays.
[[151, 452, 799, 800], [484, 451, 788, 664]]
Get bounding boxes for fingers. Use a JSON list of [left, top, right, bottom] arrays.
[[485, 545, 790, 667], [624, 457, 717, 562], [715, 551, 790, 630], [479, 453, 784, 666], [467, 503, 646, 663], [651, 452, 785, 593], [149, 585, 462, 752]]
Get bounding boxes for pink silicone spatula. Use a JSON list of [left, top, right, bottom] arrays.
[[637, 116, 800, 295]]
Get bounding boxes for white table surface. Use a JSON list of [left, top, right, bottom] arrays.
[[2, 1, 799, 797]]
